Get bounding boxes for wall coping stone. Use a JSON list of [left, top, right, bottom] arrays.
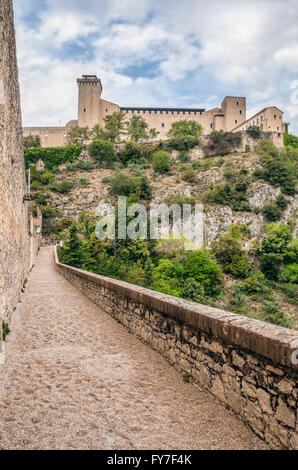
[[54, 247, 298, 369]]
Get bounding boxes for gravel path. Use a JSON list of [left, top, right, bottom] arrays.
[[0, 247, 268, 450]]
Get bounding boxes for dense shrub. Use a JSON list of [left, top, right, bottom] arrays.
[[88, 140, 115, 167], [254, 149, 297, 195], [203, 173, 251, 212], [50, 180, 74, 194], [24, 135, 41, 149], [256, 223, 293, 280], [164, 194, 195, 208], [181, 278, 206, 303], [212, 234, 250, 278], [152, 151, 172, 173], [281, 263, 298, 283], [181, 168, 198, 184], [246, 125, 262, 139], [24, 146, 82, 170], [167, 135, 198, 151], [168, 120, 203, 138], [109, 173, 152, 200], [242, 270, 268, 294], [204, 131, 242, 157], [184, 250, 223, 294], [284, 132, 298, 148]]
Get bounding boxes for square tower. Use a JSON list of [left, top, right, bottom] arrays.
[[77, 75, 102, 129], [221, 96, 246, 131]]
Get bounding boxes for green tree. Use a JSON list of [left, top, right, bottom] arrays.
[[88, 139, 115, 167], [24, 135, 41, 149], [127, 115, 149, 142], [91, 124, 109, 141], [143, 258, 154, 287], [67, 126, 90, 146], [60, 224, 84, 268], [104, 111, 126, 141], [168, 120, 203, 138], [184, 250, 223, 294], [152, 150, 172, 173]]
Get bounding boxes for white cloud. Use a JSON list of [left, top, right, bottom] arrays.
[[14, 0, 298, 133]]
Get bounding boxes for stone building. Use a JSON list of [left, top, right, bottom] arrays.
[[23, 75, 286, 147], [0, 0, 40, 326]]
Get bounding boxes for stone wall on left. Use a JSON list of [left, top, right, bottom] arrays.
[[0, 0, 38, 326]]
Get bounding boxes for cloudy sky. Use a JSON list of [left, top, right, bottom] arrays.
[[14, 0, 298, 133]]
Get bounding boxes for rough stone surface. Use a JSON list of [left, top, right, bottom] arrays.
[[56, 249, 298, 449], [0, 248, 269, 450], [0, 0, 39, 326]]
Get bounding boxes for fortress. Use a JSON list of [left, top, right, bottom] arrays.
[[23, 75, 286, 147]]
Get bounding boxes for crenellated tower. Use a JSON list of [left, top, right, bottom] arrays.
[[77, 75, 102, 129]]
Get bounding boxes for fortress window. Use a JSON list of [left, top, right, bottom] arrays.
[[235, 119, 238, 124], [162, 123, 165, 128], [106, 109, 108, 112], [200, 112, 202, 115], [154, 111, 157, 114], [171, 111, 174, 114], [83, 108, 87, 112], [160, 111, 163, 114], [137, 110, 140, 113], [274, 114, 277, 119], [277, 126, 279, 131], [236, 101, 239, 106], [166, 111, 168, 114], [183, 111, 185, 115], [143, 111, 145, 114], [240, 110, 242, 115], [210, 123, 213, 129]]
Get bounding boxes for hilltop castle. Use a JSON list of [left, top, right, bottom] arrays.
[[23, 75, 286, 147]]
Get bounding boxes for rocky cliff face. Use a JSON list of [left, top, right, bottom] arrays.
[[42, 149, 297, 246]]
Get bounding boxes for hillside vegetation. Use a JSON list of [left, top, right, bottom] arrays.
[[25, 116, 298, 328]]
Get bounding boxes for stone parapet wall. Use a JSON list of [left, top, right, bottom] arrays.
[[54, 248, 298, 449]]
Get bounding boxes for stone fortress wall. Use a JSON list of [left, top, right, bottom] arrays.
[[23, 75, 286, 147], [55, 248, 298, 450], [0, 0, 40, 327]]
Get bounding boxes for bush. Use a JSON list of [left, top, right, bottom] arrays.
[[262, 202, 283, 221], [167, 135, 198, 151], [152, 151, 172, 173], [246, 125, 262, 139], [227, 254, 251, 278], [254, 150, 296, 195], [181, 278, 206, 303], [24, 146, 82, 170], [168, 120, 203, 138], [109, 173, 152, 200], [204, 131, 242, 157], [164, 194, 195, 208], [76, 160, 93, 171], [203, 174, 251, 212], [263, 300, 292, 328], [177, 151, 191, 162], [88, 140, 115, 167], [50, 180, 74, 194], [281, 263, 298, 283], [119, 141, 143, 165], [154, 259, 184, 282], [24, 135, 41, 149], [39, 205, 61, 218], [243, 271, 268, 294], [212, 234, 250, 278], [184, 250, 223, 295], [181, 168, 198, 184], [256, 139, 278, 157]]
